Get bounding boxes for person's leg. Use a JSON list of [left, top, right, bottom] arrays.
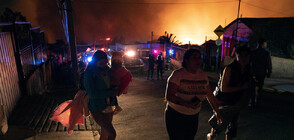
[[165, 106, 186, 140], [157, 68, 160, 80], [207, 111, 224, 140], [248, 81, 257, 107], [91, 111, 116, 140], [183, 113, 199, 140], [226, 134, 233, 140], [207, 128, 217, 140], [147, 69, 150, 79], [151, 69, 154, 80], [100, 112, 115, 140], [225, 113, 239, 140], [255, 76, 265, 106], [160, 68, 163, 80]]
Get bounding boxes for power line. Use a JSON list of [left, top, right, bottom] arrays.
[[242, 1, 291, 16], [80, 0, 236, 5], [280, 8, 294, 13]]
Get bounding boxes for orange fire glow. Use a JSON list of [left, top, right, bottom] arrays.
[[2, 0, 293, 44]]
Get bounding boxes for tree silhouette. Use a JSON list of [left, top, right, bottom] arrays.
[[157, 31, 176, 45]]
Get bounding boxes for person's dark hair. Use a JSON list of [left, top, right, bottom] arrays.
[[182, 49, 201, 68], [86, 50, 108, 70], [257, 38, 266, 46], [235, 45, 251, 55], [158, 55, 162, 61]]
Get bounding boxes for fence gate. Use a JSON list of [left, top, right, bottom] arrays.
[[0, 32, 21, 118]]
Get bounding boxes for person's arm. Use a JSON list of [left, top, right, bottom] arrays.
[[84, 71, 114, 99], [220, 67, 248, 93], [206, 86, 222, 125]]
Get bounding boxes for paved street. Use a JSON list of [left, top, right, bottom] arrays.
[[113, 76, 169, 140], [1, 70, 294, 140], [110, 71, 294, 140]]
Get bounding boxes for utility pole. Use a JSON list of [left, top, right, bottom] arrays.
[[234, 0, 241, 46], [188, 41, 191, 50], [164, 31, 167, 59], [151, 31, 153, 51], [237, 0, 241, 21], [65, 0, 78, 88]]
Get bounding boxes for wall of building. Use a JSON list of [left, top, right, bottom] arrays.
[[0, 32, 21, 118], [171, 56, 294, 79], [271, 56, 294, 78]]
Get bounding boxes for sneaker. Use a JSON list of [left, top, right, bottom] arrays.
[[207, 133, 216, 140], [101, 106, 115, 113], [113, 106, 123, 115]]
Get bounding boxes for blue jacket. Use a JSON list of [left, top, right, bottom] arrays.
[[83, 67, 116, 111]]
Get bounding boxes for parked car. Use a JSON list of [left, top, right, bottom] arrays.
[[123, 56, 145, 73]]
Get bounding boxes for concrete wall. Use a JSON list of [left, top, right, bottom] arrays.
[[171, 56, 294, 79], [221, 56, 294, 79], [271, 56, 294, 79]]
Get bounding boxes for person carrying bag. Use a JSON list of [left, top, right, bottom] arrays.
[[207, 45, 253, 140]]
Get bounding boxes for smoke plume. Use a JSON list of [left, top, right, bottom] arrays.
[[1, 0, 294, 44]]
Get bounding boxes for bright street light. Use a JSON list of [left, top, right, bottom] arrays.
[[125, 50, 136, 57]]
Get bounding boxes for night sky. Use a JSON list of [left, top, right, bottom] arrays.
[[1, 0, 294, 44]]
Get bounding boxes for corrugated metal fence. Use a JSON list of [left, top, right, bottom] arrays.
[[0, 32, 21, 118]]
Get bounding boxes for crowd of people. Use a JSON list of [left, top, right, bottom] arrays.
[[51, 38, 272, 140]]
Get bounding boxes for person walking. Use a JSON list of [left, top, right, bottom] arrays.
[[250, 38, 272, 107], [156, 53, 164, 80], [147, 54, 155, 80], [207, 45, 253, 140], [83, 50, 118, 140], [164, 49, 222, 140]]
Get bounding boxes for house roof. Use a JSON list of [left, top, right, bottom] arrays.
[[225, 17, 294, 30], [224, 17, 294, 40], [223, 17, 294, 59]]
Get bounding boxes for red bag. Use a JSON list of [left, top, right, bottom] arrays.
[[50, 90, 89, 134]]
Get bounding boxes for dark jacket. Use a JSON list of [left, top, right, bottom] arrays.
[[156, 55, 164, 69], [148, 55, 155, 68], [251, 46, 272, 78]]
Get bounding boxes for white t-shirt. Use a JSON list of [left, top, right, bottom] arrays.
[[166, 68, 209, 115]]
